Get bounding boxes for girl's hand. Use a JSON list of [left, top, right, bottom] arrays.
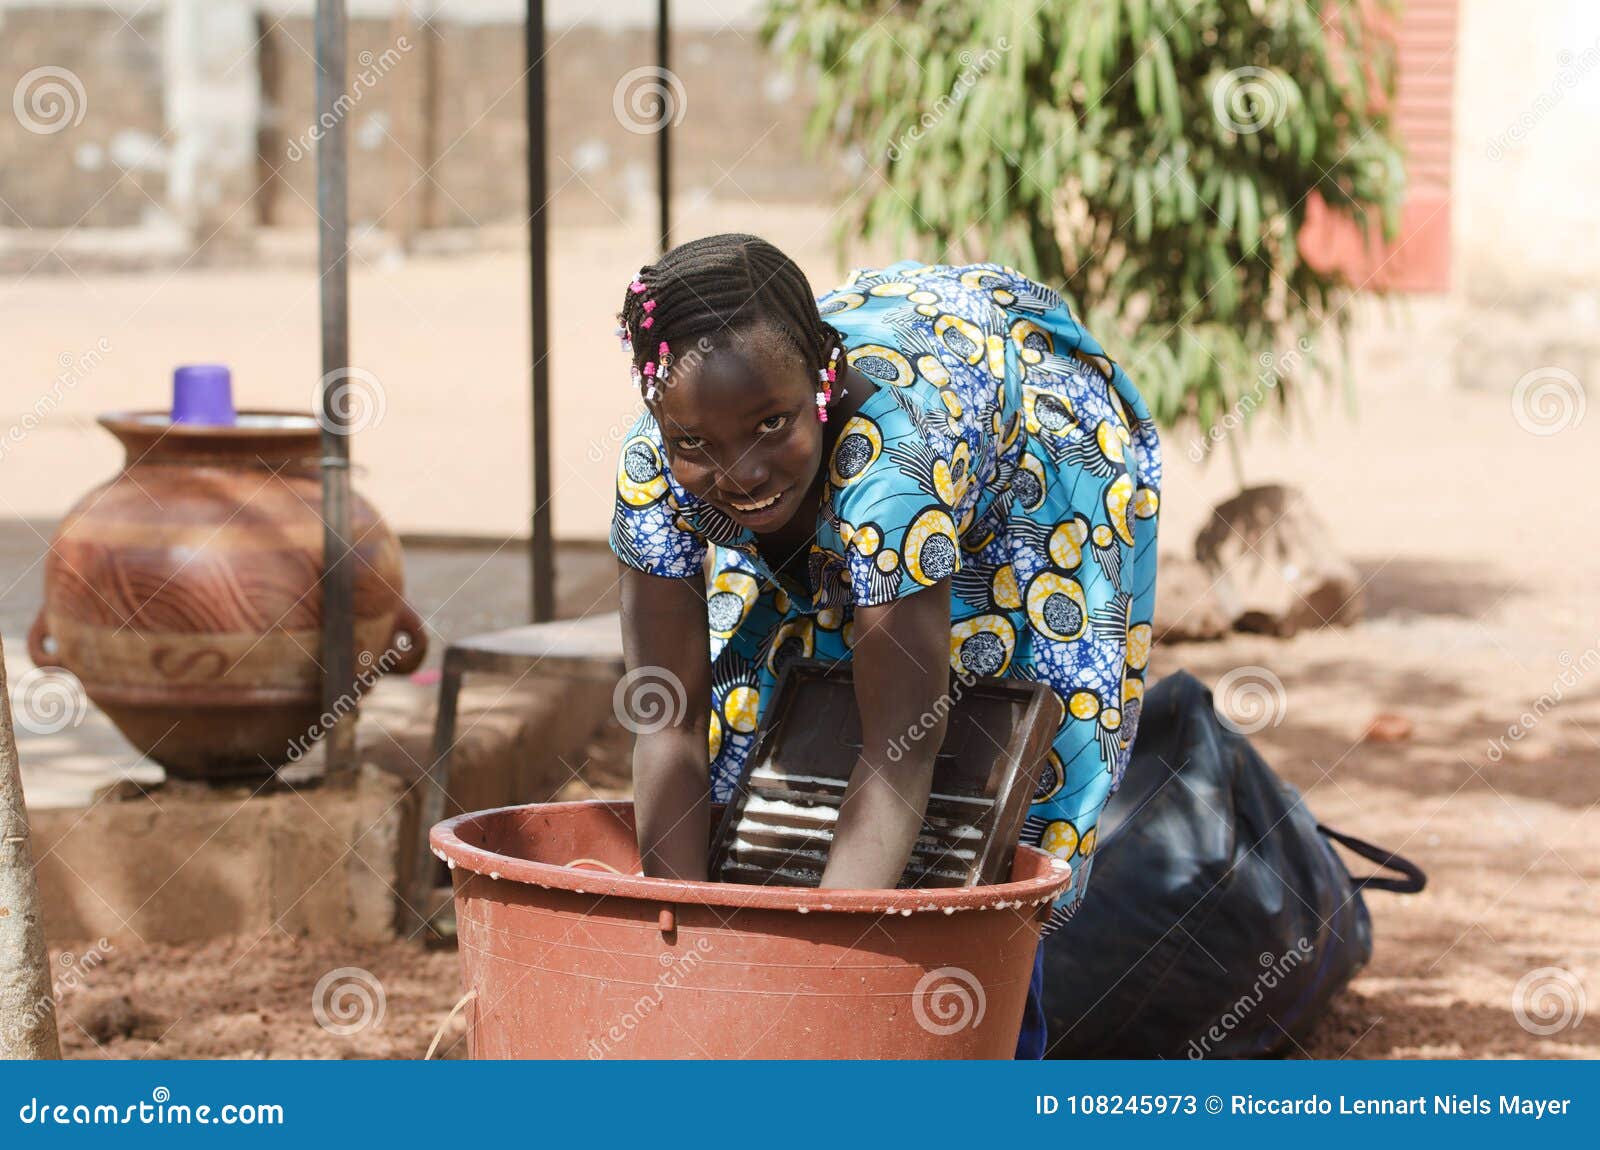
[[820, 578, 953, 890], [619, 563, 714, 882]]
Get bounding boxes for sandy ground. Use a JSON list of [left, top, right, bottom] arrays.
[[9, 245, 1598, 1060]]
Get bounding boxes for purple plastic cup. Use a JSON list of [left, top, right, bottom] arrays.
[[171, 364, 236, 425]]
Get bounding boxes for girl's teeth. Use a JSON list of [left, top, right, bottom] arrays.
[[735, 493, 780, 511]]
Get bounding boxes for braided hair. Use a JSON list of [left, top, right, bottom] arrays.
[[616, 233, 842, 394]]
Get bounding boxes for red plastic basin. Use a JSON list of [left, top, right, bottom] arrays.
[[429, 800, 1073, 1059]]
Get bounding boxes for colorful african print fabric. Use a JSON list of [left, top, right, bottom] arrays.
[[610, 259, 1162, 932]]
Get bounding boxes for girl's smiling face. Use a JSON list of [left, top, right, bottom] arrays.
[[652, 324, 825, 535]]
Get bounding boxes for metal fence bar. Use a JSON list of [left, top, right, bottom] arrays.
[[315, 0, 356, 773]]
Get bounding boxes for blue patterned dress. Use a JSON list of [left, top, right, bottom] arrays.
[[610, 259, 1161, 933]]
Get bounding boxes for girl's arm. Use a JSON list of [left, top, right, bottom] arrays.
[[820, 578, 952, 890], [619, 562, 714, 881]]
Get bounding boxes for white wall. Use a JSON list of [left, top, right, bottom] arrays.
[[1452, 0, 1600, 389]]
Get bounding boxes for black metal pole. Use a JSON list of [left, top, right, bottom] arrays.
[[315, 0, 357, 773], [527, 0, 555, 623], [657, 0, 672, 253]]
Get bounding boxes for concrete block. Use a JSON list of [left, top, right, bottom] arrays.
[[29, 764, 406, 944]]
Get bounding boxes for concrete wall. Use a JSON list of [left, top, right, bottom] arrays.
[[0, 4, 165, 230], [0, 0, 828, 246], [1452, 0, 1600, 391]]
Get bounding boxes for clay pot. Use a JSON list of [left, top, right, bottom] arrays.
[[430, 801, 1074, 1059], [31, 411, 426, 780]]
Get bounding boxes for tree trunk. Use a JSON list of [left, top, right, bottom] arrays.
[[0, 634, 62, 1059]]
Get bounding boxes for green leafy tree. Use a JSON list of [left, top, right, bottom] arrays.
[[763, 0, 1406, 452]]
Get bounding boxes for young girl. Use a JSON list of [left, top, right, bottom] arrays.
[[609, 233, 1160, 1058]]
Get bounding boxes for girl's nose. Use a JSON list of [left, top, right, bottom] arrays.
[[724, 459, 769, 496]]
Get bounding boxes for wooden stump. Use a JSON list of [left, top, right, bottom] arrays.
[[1194, 484, 1363, 638]]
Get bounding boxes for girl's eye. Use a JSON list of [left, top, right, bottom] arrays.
[[673, 436, 706, 451], [757, 415, 788, 434]]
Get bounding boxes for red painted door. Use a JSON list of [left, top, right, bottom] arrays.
[[1300, 0, 1458, 292]]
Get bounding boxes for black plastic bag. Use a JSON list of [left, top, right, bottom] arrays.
[[1041, 670, 1424, 1059]]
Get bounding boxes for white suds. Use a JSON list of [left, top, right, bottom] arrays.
[[745, 796, 839, 821], [733, 836, 829, 861]]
